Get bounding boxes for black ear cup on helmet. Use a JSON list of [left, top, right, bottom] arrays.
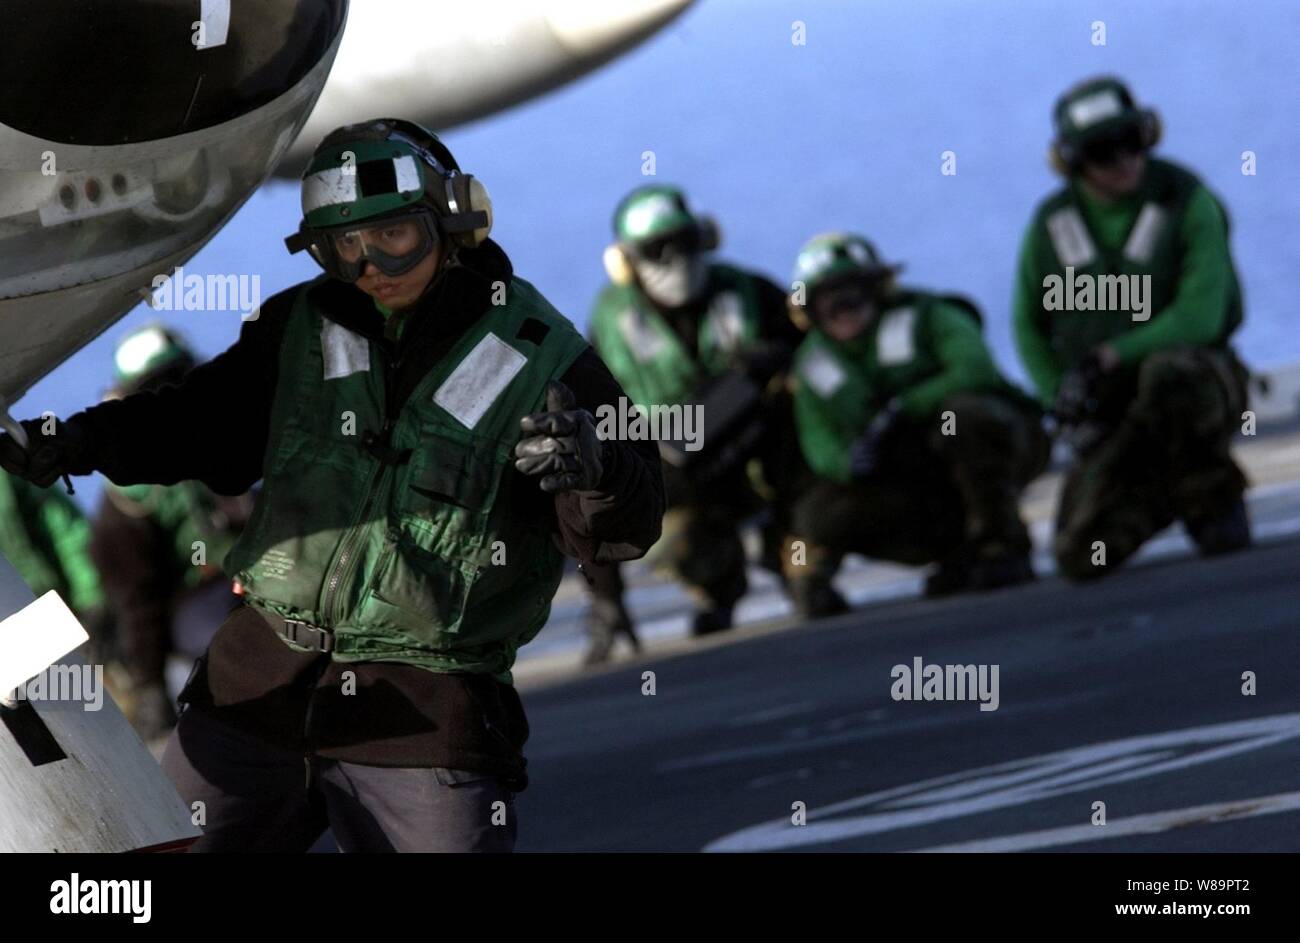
[[1049, 141, 1074, 176], [698, 216, 721, 251], [1140, 109, 1162, 149]]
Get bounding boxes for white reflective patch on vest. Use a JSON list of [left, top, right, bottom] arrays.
[[1046, 207, 1098, 267], [876, 307, 917, 366], [619, 308, 669, 364], [705, 292, 746, 353], [800, 346, 847, 399], [433, 333, 527, 429], [321, 319, 371, 380], [1123, 202, 1166, 265], [302, 166, 359, 214]]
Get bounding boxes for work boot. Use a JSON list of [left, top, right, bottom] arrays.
[[690, 605, 734, 637], [789, 578, 850, 620], [1185, 497, 1252, 557], [583, 598, 639, 667]]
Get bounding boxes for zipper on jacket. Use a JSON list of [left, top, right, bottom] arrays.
[[321, 447, 393, 626], [322, 338, 402, 628]]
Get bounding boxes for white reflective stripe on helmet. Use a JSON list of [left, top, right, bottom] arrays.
[[304, 155, 422, 215], [1067, 89, 1124, 131], [303, 166, 358, 214], [393, 155, 421, 195]]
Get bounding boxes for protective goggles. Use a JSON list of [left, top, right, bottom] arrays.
[[811, 279, 877, 323], [629, 225, 704, 263], [1079, 123, 1145, 167], [291, 210, 439, 283]]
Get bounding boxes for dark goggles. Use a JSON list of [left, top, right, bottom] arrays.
[[811, 279, 877, 323], [299, 210, 439, 283], [1080, 123, 1146, 167], [629, 226, 703, 263]]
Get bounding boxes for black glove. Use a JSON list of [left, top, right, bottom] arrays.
[[1052, 353, 1103, 426], [0, 416, 96, 488], [848, 398, 903, 481], [514, 381, 606, 494]]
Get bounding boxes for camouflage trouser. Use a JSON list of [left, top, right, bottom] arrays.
[[785, 391, 1049, 583], [1054, 346, 1249, 580]]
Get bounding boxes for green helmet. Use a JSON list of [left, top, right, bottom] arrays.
[[790, 232, 897, 302], [612, 185, 704, 245], [113, 323, 195, 394], [1053, 76, 1158, 163], [285, 118, 492, 281]]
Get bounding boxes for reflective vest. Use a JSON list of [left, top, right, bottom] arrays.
[[590, 263, 763, 409], [795, 290, 969, 426], [224, 276, 589, 681], [1029, 158, 1243, 367]]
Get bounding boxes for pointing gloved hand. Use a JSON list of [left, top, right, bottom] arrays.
[[514, 380, 607, 494], [848, 398, 903, 481], [0, 417, 96, 488]]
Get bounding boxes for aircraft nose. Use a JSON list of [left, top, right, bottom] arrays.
[[545, 0, 695, 58]]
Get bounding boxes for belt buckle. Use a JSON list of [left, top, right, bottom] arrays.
[[284, 618, 334, 653]]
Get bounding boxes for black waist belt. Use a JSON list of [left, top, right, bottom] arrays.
[[255, 608, 335, 653]]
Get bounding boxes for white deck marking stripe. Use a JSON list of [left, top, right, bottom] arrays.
[[915, 790, 1300, 853]]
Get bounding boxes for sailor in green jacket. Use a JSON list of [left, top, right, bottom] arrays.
[[787, 233, 1048, 599], [587, 184, 817, 648], [0, 119, 664, 852], [1013, 77, 1251, 579], [90, 325, 252, 741], [0, 469, 104, 621]]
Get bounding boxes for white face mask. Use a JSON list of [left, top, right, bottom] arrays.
[[634, 253, 709, 308]]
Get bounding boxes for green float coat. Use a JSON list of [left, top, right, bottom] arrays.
[[224, 276, 589, 682], [589, 264, 763, 409], [793, 292, 1015, 483], [1013, 158, 1242, 403], [0, 471, 104, 613]]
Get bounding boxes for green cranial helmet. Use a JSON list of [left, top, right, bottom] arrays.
[[790, 232, 897, 301], [613, 185, 699, 243], [113, 323, 195, 395], [285, 118, 492, 282], [1052, 76, 1159, 165]]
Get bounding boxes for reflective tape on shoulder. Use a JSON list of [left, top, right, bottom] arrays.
[[1124, 203, 1166, 265], [876, 306, 917, 366], [321, 319, 371, 380], [800, 345, 847, 398], [1045, 206, 1098, 268], [434, 333, 528, 429]]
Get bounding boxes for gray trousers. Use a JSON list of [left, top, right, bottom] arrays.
[[160, 707, 518, 852]]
